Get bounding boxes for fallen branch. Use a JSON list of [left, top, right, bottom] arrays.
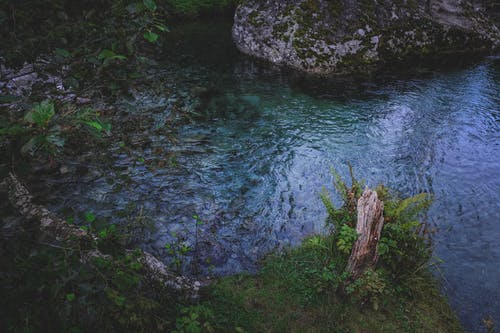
[[4, 172, 91, 241], [3, 172, 201, 299]]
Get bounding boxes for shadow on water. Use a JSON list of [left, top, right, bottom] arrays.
[[36, 19, 499, 332]]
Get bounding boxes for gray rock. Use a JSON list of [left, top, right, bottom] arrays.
[[232, 0, 500, 74]]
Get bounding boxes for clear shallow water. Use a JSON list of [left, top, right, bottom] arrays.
[[40, 22, 499, 331]]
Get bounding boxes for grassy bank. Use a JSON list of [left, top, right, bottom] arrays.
[[0, 166, 465, 333], [195, 239, 463, 333], [171, 171, 465, 333], [0, 2, 468, 332]]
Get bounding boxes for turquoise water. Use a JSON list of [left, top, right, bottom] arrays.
[[40, 22, 499, 331]]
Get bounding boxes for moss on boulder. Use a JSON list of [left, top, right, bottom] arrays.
[[232, 0, 500, 74]]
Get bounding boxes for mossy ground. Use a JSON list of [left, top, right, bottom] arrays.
[[199, 240, 464, 333], [190, 177, 466, 333]]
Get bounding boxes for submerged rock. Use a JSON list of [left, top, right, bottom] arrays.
[[232, 0, 500, 74]]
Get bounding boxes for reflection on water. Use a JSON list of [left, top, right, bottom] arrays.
[[40, 21, 499, 332]]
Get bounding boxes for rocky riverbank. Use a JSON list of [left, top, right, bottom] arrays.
[[232, 0, 500, 74]]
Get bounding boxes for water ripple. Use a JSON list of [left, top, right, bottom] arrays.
[[39, 51, 500, 332]]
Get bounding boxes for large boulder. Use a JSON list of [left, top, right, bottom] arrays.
[[232, 0, 500, 74]]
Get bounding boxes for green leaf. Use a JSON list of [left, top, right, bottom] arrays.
[[66, 293, 76, 301], [126, 2, 145, 14], [97, 49, 115, 60], [85, 212, 96, 223], [47, 133, 65, 150], [22, 131, 65, 156], [102, 122, 112, 133], [115, 295, 126, 307], [84, 120, 103, 131], [143, 0, 157, 11], [98, 49, 127, 65], [108, 82, 120, 91], [20, 136, 40, 155], [143, 31, 159, 43], [55, 48, 70, 58], [25, 100, 55, 127], [113, 54, 127, 61], [154, 23, 169, 32]]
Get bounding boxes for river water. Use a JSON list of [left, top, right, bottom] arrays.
[[38, 21, 499, 331]]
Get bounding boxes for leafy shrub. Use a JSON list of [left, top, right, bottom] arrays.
[[73, 107, 112, 138], [336, 224, 358, 254], [20, 100, 65, 156], [1, 0, 169, 91], [320, 166, 435, 303], [24, 100, 56, 127], [0, 221, 180, 333], [0, 100, 113, 162], [172, 305, 215, 333], [345, 269, 387, 311], [376, 187, 433, 280]]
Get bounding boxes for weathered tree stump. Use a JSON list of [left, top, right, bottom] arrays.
[[345, 188, 384, 280], [1, 172, 201, 299]]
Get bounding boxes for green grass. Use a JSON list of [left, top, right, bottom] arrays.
[[0, 164, 465, 333], [184, 172, 465, 333], [201, 240, 464, 333]]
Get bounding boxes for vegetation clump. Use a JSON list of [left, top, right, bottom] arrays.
[[0, 164, 464, 332], [0, 210, 180, 332], [193, 167, 463, 333], [0, 2, 470, 330], [1, 99, 111, 161], [0, 0, 169, 96]]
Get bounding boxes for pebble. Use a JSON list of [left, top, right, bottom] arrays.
[[76, 97, 92, 104], [59, 166, 70, 175]]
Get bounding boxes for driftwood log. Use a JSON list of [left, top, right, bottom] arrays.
[[345, 188, 384, 280], [1, 173, 201, 299]]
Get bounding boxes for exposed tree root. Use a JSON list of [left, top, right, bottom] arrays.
[[2, 172, 201, 299]]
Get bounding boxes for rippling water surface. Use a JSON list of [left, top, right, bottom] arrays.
[[41, 22, 499, 331]]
